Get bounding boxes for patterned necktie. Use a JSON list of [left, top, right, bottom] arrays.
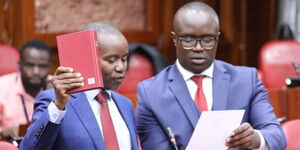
[[96, 91, 120, 150], [191, 76, 208, 111]]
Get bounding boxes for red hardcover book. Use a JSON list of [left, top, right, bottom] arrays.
[[56, 30, 103, 93]]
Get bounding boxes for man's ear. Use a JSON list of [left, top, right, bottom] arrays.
[[171, 31, 177, 46]]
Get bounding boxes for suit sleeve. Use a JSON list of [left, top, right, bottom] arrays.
[[136, 83, 172, 150], [250, 69, 287, 150], [19, 90, 61, 150]]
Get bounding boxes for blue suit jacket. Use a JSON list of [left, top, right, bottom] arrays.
[[20, 89, 138, 150], [136, 60, 286, 150]]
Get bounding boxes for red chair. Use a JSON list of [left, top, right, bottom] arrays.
[[259, 40, 300, 89], [0, 45, 20, 76], [116, 53, 153, 108], [281, 119, 300, 150], [116, 44, 168, 109], [0, 141, 18, 150]]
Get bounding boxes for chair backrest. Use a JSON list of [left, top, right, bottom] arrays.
[[281, 119, 300, 150], [116, 53, 153, 107], [116, 43, 168, 108], [0, 141, 18, 150], [259, 40, 300, 89], [117, 53, 153, 94], [0, 45, 20, 76]]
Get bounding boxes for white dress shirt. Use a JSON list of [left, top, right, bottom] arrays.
[[175, 60, 268, 150], [47, 89, 131, 150]]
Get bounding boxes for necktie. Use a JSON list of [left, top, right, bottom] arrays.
[[191, 76, 208, 111], [96, 91, 120, 150]]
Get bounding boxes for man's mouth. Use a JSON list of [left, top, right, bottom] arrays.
[[113, 75, 125, 83], [190, 57, 206, 64]]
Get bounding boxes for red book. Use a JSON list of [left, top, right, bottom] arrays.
[[56, 30, 103, 93]]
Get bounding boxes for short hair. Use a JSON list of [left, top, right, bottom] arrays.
[[82, 22, 122, 40], [173, 1, 219, 31], [20, 40, 51, 60]]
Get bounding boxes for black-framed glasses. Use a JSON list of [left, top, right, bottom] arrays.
[[177, 32, 220, 50]]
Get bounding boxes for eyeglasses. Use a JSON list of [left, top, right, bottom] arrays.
[[177, 33, 220, 50]]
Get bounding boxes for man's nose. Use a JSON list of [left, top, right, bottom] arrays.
[[33, 66, 40, 74], [193, 41, 205, 52], [115, 60, 127, 72]]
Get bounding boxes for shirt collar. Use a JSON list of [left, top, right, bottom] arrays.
[[84, 88, 112, 101], [175, 59, 214, 81]]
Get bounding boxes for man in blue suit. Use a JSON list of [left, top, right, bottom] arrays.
[[136, 2, 286, 150], [20, 22, 139, 150]]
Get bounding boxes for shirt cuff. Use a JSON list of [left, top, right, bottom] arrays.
[[47, 100, 67, 124], [254, 130, 269, 150]]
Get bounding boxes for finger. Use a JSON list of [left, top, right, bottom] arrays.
[[231, 123, 251, 136], [52, 75, 83, 86], [56, 77, 84, 85], [54, 72, 82, 81], [235, 140, 253, 148], [226, 133, 254, 148], [54, 67, 74, 75], [55, 82, 83, 91], [228, 125, 253, 142]]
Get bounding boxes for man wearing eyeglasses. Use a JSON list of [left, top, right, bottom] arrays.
[[136, 1, 286, 150]]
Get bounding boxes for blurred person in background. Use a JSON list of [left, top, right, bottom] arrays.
[[0, 40, 52, 140]]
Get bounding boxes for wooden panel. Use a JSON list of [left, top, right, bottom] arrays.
[[13, 0, 161, 48], [268, 89, 288, 118], [219, 0, 246, 65], [246, 0, 277, 67], [4, 0, 280, 70], [268, 88, 300, 122], [286, 88, 300, 120], [0, 0, 14, 45]]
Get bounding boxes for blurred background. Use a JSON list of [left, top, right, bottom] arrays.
[[1, 1, 300, 149], [1, 0, 299, 72]]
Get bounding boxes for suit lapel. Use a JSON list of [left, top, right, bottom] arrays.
[[111, 92, 138, 150], [69, 92, 105, 150], [168, 65, 200, 128], [212, 62, 230, 110]]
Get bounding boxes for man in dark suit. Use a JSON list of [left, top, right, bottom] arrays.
[[136, 2, 286, 150], [20, 22, 139, 150]]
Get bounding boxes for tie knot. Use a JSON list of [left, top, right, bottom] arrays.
[[191, 75, 205, 85], [96, 91, 108, 104]]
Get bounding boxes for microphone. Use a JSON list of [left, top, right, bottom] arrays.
[[291, 61, 300, 76], [166, 127, 179, 150], [286, 61, 300, 87]]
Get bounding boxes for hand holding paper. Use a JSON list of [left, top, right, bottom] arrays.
[[186, 110, 245, 150], [225, 122, 261, 149]]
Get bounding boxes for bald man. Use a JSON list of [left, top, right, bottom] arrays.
[[136, 2, 286, 150], [20, 22, 139, 150]]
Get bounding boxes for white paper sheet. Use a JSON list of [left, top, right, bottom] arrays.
[[186, 110, 245, 150]]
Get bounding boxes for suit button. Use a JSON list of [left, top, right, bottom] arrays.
[[35, 132, 40, 138]]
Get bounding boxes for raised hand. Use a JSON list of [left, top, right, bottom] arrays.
[[51, 67, 83, 109]]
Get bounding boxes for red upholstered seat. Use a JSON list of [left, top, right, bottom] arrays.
[[281, 119, 300, 150], [116, 53, 153, 107], [117, 53, 153, 94], [0, 45, 20, 76], [0, 141, 18, 150], [259, 40, 300, 89]]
